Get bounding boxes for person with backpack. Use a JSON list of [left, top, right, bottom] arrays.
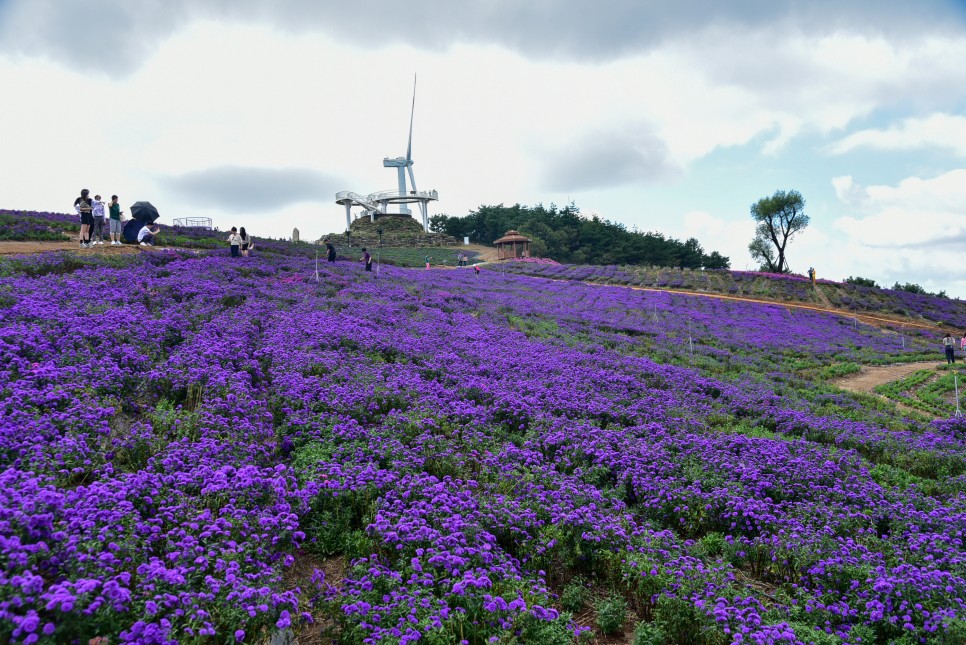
[[74, 188, 93, 248]]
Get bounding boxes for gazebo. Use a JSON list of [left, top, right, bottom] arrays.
[[494, 230, 531, 260]]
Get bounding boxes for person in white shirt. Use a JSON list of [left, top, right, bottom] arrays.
[[138, 224, 160, 246], [227, 227, 241, 257], [90, 195, 107, 244]]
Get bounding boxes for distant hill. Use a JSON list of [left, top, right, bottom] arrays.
[[430, 203, 730, 269], [501, 262, 966, 329]]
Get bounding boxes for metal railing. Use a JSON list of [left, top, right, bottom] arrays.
[[172, 217, 213, 229]]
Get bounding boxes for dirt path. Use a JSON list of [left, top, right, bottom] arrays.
[[463, 243, 500, 262], [812, 283, 833, 309], [833, 361, 940, 418], [0, 240, 144, 255], [833, 361, 938, 394]]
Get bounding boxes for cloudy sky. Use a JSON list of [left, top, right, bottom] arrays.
[[2, 1, 965, 296]]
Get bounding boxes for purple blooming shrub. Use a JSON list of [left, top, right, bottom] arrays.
[[0, 247, 963, 643]]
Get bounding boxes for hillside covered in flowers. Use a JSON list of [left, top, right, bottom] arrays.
[[0, 247, 964, 644]]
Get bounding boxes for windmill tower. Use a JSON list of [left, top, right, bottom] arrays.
[[383, 78, 418, 216], [335, 75, 438, 233]]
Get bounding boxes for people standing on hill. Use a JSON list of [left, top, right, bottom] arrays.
[[108, 195, 123, 245], [227, 227, 241, 257], [90, 195, 106, 244], [325, 240, 336, 263], [361, 247, 372, 272], [239, 227, 253, 257], [943, 333, 956, 364], [961, 332, 966, 359], [74, 189, 93, 248]]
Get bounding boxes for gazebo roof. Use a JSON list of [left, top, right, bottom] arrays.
[[493, 230, 531, 244]]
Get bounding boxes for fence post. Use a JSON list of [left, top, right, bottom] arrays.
[[956, 373, 962, 417]]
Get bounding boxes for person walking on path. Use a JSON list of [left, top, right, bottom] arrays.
[[108, 195, 123, 245], [325, 240, 336, 263], [239, 227, 253, 257], [361, 247, 372, 272], [227, 227, 241, 257], [74, 189, 93, 248], [943, 333, 956, 364], [90, 195, 107, 244]]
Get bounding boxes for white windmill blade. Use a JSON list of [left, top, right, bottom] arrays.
[[406, 75, 416, 163], [407, 165, 417, 192]]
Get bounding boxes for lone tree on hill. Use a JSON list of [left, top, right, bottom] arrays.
[[748, 189, 808, 273]]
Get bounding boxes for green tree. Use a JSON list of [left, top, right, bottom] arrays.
[[845, 276, 879, 288], [428, 214, 450, 234], [748, 189, 808, 273], [435, 202, 730, 268]]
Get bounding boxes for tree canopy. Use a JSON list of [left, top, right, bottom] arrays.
[[748, 190, 809, 273], [431, 203, 730, 269]]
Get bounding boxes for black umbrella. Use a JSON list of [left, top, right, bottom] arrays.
[[130, 201, 160, 224], [122, 219, 143, 243]]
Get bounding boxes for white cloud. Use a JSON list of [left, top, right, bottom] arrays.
[[828, 170, 966, 294], [1, 2, 966, 298], [827, 113, 966, 155]]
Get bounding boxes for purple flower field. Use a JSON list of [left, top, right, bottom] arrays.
[[500, 263, 966, 330], [0, 210, 78, 242], [1, 248, 965, 644]]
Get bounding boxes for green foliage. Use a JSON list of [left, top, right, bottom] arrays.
[[433, 203, 730, 268], [595, 594, 628, 635], [695, 532, 726, 559], [892, 281, 948, 298], [560, 578, 589, 612], [633, 621, 667, 645], [748, 189, 808, 273], [367, 247, 472, 268], [818, 362, 862, 379], [653, 596, 727, 645], [845, 276, 879, 288]]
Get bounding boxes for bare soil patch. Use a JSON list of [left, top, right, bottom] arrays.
[[833, 361, 938, 394], [833, 361, 940, 418], [0, 240, 144, 255]]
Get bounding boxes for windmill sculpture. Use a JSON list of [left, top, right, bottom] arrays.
[[335, 76, 438, 233]]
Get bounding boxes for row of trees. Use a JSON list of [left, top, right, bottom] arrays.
[[846, 276, 949, 299], [430, 203, 730, 269]]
